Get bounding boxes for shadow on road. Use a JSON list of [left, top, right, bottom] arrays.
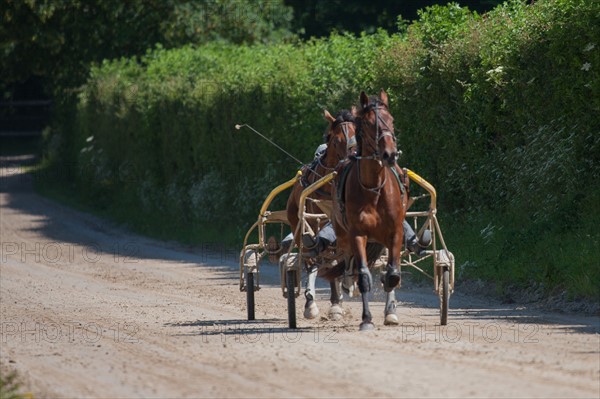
[[0, 154, 240, 275]]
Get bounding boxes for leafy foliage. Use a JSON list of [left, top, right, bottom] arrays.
[[409, 2, 478, 47], [0, 0, 294, 91]]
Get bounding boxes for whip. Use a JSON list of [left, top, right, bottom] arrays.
[[235, 123, 304, 166]]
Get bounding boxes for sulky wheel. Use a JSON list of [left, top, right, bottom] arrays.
[[243, 249, 258, 321], [286, 270, 297, 329], [246, 272, 256, 321], [440, 267, 450, 325]]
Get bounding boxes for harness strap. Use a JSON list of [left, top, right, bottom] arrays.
[[335, 161, 355, 231], [336, 162, 408, 230], [390, 165, 407, 197]]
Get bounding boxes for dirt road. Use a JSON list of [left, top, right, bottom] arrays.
[[1, 156, 599, 398]]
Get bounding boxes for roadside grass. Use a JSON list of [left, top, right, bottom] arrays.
[[444, 208, 600, 303], [0, 369, 24, 399]]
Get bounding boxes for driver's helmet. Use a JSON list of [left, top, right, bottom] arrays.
[[314, 143, 328, 159]]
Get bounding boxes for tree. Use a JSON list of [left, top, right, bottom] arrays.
[[0, 0, 294, 93]]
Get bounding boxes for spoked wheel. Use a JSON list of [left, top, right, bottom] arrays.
[[246, 272, 256, 321], [439, 267, 450, 325], [286, 270, 297, 329]]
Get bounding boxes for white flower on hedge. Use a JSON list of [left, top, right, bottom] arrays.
[[583, 43, 595, 52], [86, 136, 94, 142], [581, 62, 591, 71], [486, 66, 505, 84], [486, 66, 504, 75]]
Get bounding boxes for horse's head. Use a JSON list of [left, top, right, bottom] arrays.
[[323, 109, 357, 163], [357, 89, 398, 167]]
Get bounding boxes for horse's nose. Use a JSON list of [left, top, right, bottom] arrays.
[[382, 150, 397, 166]]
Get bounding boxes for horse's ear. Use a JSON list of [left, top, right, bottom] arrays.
[[323, 109, 335, 123], [379, 88, 389, 106], [360, 91, 369, 109], [351, 105, 358, 117]]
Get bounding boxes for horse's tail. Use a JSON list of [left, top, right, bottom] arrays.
[[317, 242, 385, 281], [365, 242, 386, 267]]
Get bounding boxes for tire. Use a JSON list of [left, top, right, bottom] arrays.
[[246, 272, 255, 321], [286, 270, 297, 329], [440, 267, 450, 325]]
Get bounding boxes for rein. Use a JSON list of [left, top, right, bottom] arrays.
[[357, 161, 387, 195]]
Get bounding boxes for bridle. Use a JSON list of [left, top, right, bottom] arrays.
[[314, 121, 356, 171], [340, 121, 358, 152], [335, 121, 357, 155], [356, 102, 396, 162], [354, 102, 398, 194], [306, 120, 357, 192]]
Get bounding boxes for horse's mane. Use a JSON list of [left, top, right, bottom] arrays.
[[332, 109, 356, 128], [356, 96, 387, 117], [322, 109, 356, 143]]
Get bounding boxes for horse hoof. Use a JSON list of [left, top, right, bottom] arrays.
[[328, 305, 343, 321], [359, 321, 375, 331], [304, 302, 319, 319], [384, 313, 399, 326]]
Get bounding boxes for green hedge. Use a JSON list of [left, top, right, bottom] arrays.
[[56, 0, 599, 298], [71, 32, 392, 223]]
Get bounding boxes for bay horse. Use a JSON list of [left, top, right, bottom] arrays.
[[332, 89, 408, 331], [286, 109, 357, 321]]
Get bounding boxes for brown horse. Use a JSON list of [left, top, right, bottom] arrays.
[[285, 109, 357, 320], [332, 89, 408, 331]]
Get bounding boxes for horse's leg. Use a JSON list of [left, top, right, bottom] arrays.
[[352, 235, 374, 331], [357, 258, 374, 331], [383, 264, 401, 293], [383, 234, 402, 324], [304, 263, 319, 319], [384, 288, 398, 325], [328, 278, 343, 321], [330, 278, 343, 304], [383, 237, 403, 293], [341, 256, 357, 297]]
